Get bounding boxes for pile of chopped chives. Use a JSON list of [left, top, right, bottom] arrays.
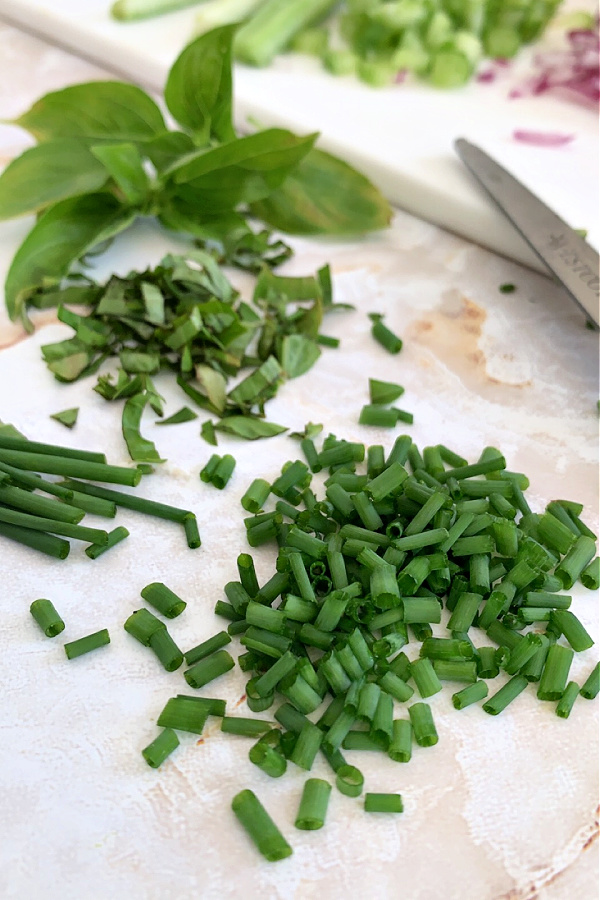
[[135, 431, 597, 862], [0, 430, 200, 556]]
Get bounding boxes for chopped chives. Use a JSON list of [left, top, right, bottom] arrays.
[[241, 626, 291, 658], [157, 695, 222, 733], [359, 405, 399, 428], [279, 673, 322, 715], [556, 681, 580, 719], [410, 658, 443, 698], [221, 717, 275, 737], [141, 582, 186, 618], [402, 597, 442, 624], [249, 737, 287, 778], [342, 731, 381, 751], [212, 454, 236, 490], [241, 478, 271, 514], [64, 628, 110, 659], [503, 633, 543, 675], [408, 703, 438, 747], [452, 680, 489, 709], [580, 663, 600, 700], [274, 703, 309, 734], [388, 719, 412, 762], [420, 637, 473, 660], [149, 627, 184, 671], [30, 598, 65, 637], [85, 525, 129, 559], [295, 778, 332, 830], [476, 646, 500, 679], [550, 610, 594, 652], [246, 600, 288, 634], [371, 318, 403, 354], [580, 557, 599, 590], [183, 513, 201, 549], [231, 790, 292, 862], [253, 651, 297, 698], [447, 592, 480, 632], [184, 650, 235, 688], [124, 608, 164, 645], [537, 645, 574, 701], [394, 528, 449, 551], [290, 720, 323, 770], [323, 709, 355, 753], [555, 536, 596, 589], [184, 631, 232, 666], [142, 728, 179, 768], [523, 591, 571, 609], [357, 682, 381, 723], [364, 793, 403, 813], [521, 635, 551, 683], [483, 674, 528, 715], [372, 691, 394, 748], [336, 764, 364, 797], [432, 659, 478, 683], [378, 671, 414, 702], [200, 453, 220, 483]]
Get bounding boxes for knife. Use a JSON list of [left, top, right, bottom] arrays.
[[455, 138, 599, 328]]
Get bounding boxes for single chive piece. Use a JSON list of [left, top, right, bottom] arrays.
[[0, 447, 139, 486], [388, 719, 412, 762], [286, 526, 327, 558], [550, 610, 594, 652], [183, 513, 201, 549], [452, 680, 489, 709], [387, 435, 412, 467], [280, 673, 322, 715], [85, 525, 130, 559], [555, 536, 597, 589], [348, 628, 374, 671], [0, 506, 108, 545], [299, 623, 334, 651], [227, 620, 247, 637], [556, 681, 580, 719], [487, 620, 522, 650], [410, 658, 443, 698], [275, 703, 310, 735], [231, 790, 292, 862], [60, 478, 192, 524], [157, 696, 221, 734], [402, 597, 442, 624], [320, 653, 352, 694], [184, 650, 235, 688], [503, 633, 544, 675], [342, 731, 381, 751], [437, 444, 467, 468], [365, 461, 409, 502], [378, 671, 414, 703], [0, 434, 105, 463], [580, 557, 600, 590], [253, 652, 298, 698], [246, 678, 274, 714], [295, 778, 332, 830], [537, 645, 575, 701], [184, 631, 232, 666], [364, 793, 403, 814], [357, 682, 382, 723], [367, 445, 386, 479], [289, 552, 316, 603], [246, 600, 288, 635], [141, 582, 186, 618], [369, 378, 404, 405], [394, 528, 449, 551], [200, 453, 221, 484], [336, 764, 364, 797], [237, 553, 260, 598], [521, 635, 551, 683], [432, 659, 478, 683], [300, 438, 322, 473], [476, 646, 500, 679], [523, 591, 572, 609], [149, 628, 184, 671], [124, 608, 164, 646], [372, 692, 394, 748], [537, 511, 577, 555], [249, 735, 287, 778], [225, 581, 251, 614], [359, 405, 399, 428], [323, 709, 355, 753], [483, 675, 529, 715], [438, 513, 475, 553], [336, 644, 364, 681], [580, 663, 600, 700], [141, 728, 179, 768], [241, 479, 271, 514], [0, 484, 85, 524], [447, 592, 481, 632], [290, 720, 323, 771], [242, 626, 291, 659], [371, 318, 403, 354], [221, 717, 275, 737], [212, 454, 236, 490], [420, 637, 474, 660], [317, 334, 339, 348], [280, 595, 317, 623], [64, 628, 110, 660], [408, 703, 438, 747], [451, 535, 495, 555], [30, 598, 65, 637]]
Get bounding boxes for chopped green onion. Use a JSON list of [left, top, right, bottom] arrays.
[[555, 536, 597, 589], [483, 674, 528, 715], [85, 525, 130, 559], [149, 627, 184, 671], [249, 736, 287, 778], [30, 598, 65, 637], [184, 650, 235, 688], [408, 703, 438, 747], [556, 681, 580, 719], [142, 728, 179, 768], [580, 557, 599, 590], [141, 582, 186, 618], [580, 663, 600, 700], [185, 631, 232, 666], [64, 628, 110, 659], [537, 645, 574, 701], [550, 610, 594, 652], [241, 479, 271, 514], [221, 717, 275, 737], [335, 764, 364, 797], [432, 659, 478, 683], [452, 680, 489, 709], [231, 790, 292, 862], [295, 778, 332, 830], [410, 658, 443, 698], [290, 720, 323, 770], [157, 695, 223, 733], [364, 792, 403, 813]]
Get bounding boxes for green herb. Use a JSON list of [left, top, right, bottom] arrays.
[[30, 598, 65, 637], [499, 283, 516, 293], [155, 407, 198, 426], [141, 728, 180, 768], [50, 407, 79, 429], [64, 628, 110, 659], [231, 789, 293, 862]]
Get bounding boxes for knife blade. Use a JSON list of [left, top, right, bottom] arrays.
[[455, 138, 599, 328]]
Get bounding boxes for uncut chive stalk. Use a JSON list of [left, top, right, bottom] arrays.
[[30, 598, 65, 637], [185, 631, 232, 666], [388, 719, 412, 763], [0, 461, 74, 500], [0, 448, 139, 486], [184, 649, 235, 688], [64, 628, 110, 659], [408, 703, 438, 747], [60, 479, 192, 523], [149, 627, 184, 671], [142, 728, 179, 768], [550, 610, 594, 652], [556, 681, 580, 719], [0, 522, 71, 559], [141, 582, 186, 618], [295, 778, 332, 830], [483, 674, 528, 715], [0, 506, 108, 544], [364, 793, 403, 813], [231, 789, 292, 862], [0, 484, 84, 524], [335, 764, 364, 797], [85, 526, 130, 559], [580, 663, 600, 700], [0, 433, 105, 462], [537, 644, 574, 701], [452, 680, 489, 709], [65, 489, 117, 518]]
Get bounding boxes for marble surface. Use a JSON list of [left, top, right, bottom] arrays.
[[0, 21, 598, 900]]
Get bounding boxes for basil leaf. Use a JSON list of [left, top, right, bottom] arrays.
[[122, 392, 164, 462], [50, 407, 79, 429], [195, 364, 227, 415], [228, 356, 282, 408], [250, 147, 392, 235], [164, 25, 237, 145], [215, 416, 287, 440], [41, 337, 92, 382], [0, 140, 108, 220], [145, 131, 195, 173], [91, 143, 150, 206], [290, 422, 324, 440], [200, 420, 218, 445], [141, 282, 165, 325], [168, 129, 318, 209], [13, 82, 165, 143], [141, 376, 165, 417], [0, 421, 27, 439], [280, 334, 321, 379], [5, 193, 136, 324], [119, 350, 161, 374], [155, 406, 198, 426]]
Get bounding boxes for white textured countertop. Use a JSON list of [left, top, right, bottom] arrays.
[[0, 22, 598, 900]]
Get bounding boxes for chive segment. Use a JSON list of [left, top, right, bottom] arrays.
[[231, 790, 292, 862], [30, 598, 65, 637], [64, 628, 110, 659]]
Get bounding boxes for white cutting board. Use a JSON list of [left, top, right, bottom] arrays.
[[0, 0, 598, 271]]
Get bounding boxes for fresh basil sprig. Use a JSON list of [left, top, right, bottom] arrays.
[[0, 25, 391, 330]]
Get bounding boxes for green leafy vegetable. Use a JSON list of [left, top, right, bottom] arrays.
[[156, 407, 199, 426], [215, 417, 287, 440], [50, 408, 79, 429], [122, 393, 165, 462]]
